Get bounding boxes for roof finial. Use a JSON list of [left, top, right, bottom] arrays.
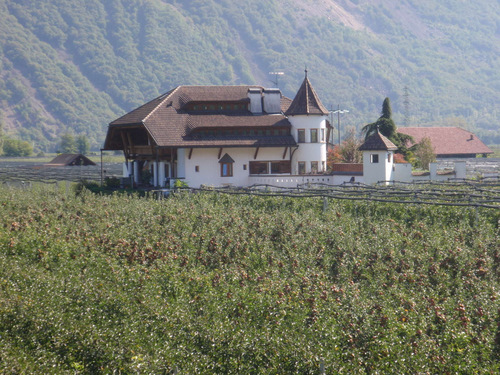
[[305, 65, 308, 78]]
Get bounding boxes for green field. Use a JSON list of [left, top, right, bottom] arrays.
[[0, 185, 499, 373]]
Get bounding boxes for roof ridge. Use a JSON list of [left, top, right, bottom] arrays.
[[144, 86, 181, 123]]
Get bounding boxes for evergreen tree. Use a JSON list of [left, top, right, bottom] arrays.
[[361, 97, 397, 140], [362, 98, 414, 156]]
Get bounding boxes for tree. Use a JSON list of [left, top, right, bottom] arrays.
[[327, 127, 362, 169], [414, 136, 436, 170], [361, 97, 414, 156], [76, 134, 90, 154], [338, 127, 363, 163], [2, 138, 33, 157], [59, 133, 77, 153], [361, 97, 397, 141]]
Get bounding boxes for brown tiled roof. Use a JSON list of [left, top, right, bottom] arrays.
[[285, 75, 329, 116], [280, 96, 292, 113], [397, 127, 492, 156], [46, 154, 96, 166], [186, 114, 291, 130], [105, 85, 296, 149], [359, 131, 398, 151], [177, 85, 256, 105], [331, 163, 363, 173], [181, 135, 297, 148], [110, 88, 178, 126]]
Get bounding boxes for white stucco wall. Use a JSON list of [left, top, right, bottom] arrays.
[[393, 163, 412, 182], [362, 150, 394, 185], [183, 147, 292, 188], [288, 115, 329, 174]]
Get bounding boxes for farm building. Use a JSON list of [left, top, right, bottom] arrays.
[[46, 154, 96, 166], [397, 127, 492, 158]]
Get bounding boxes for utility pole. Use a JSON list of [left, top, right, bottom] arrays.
[[331, 105, 349, 145], [403, 85, 410, 126]]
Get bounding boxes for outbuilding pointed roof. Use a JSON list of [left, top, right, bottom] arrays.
[[285, 70, 329, 116], [359, 131, 398, 151]]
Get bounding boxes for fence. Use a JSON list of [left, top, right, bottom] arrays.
[[196, 178, 500, 209], [0, 161, 123, 185]]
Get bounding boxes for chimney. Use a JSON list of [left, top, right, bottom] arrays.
[[262, 88, 281, 114], [248, 88, 262, 114]]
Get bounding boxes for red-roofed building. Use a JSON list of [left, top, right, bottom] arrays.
[[397, 127, 492, 158]]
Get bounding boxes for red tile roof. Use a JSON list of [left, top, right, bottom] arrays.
[[397, 127, 492, 156]]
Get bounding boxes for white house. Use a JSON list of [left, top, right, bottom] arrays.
[[104, 71, 335, 188], [104, 73, 471, 188]]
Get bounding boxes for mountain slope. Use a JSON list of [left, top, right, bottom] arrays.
[[0, 0, 498, 151]]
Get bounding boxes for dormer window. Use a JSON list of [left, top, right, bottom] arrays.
[[219, 153, 234, 177]]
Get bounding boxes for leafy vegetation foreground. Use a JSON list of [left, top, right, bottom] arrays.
[[0, 186, 499, 373]]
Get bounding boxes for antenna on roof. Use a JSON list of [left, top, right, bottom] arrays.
[[269, 71, 284, 88]]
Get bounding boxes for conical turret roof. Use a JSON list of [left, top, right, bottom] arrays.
[[359, 130, 398, 151], [285, 71, 329, 116]]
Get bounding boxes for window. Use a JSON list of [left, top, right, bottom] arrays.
[[219, 153, 234, 177], [371, 154, 379, 163], [387, 153, 392, 162], [320, 129, 325, 142], [298, 161, 306, 175], [195, 166, 199, 172], [221, 163, 233, 177], [271, 161, 291, 174], [250, 161, 291, 175], [250, 161, 268, 174], [298, 129, 306, 143], [311, 161, 318, 173], [243, 164, 247, 171], [310, 129, 318, 143], [322, 161, 326, 172]]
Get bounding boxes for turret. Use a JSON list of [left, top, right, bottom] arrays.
[[359, 131, 398, 185], [286, 71, 329, 174]]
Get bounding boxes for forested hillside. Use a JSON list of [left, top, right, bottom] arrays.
[[0, 0, 499, 151]]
